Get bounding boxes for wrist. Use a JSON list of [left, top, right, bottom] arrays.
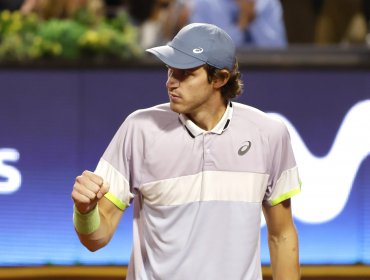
[[73, 204, 100, 234]]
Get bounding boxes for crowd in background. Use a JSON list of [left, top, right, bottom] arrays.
[[1, 0, 370, 49]]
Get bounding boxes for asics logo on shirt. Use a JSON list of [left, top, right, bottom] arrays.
[[238, 141, 252, 156], [193, 48, 204, 54]]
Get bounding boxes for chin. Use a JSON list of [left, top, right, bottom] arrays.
[[169, 102, 185, 114]]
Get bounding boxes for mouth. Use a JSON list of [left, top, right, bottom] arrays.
[[169, 92, 181, 102]]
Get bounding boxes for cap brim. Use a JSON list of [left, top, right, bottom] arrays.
[[146, 45, 205, 69]]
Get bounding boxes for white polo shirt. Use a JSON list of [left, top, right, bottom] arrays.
[[95, 102, 301, 280]]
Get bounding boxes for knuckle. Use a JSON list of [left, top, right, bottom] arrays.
[[95, 174, 103, 185], [87, 191, 97, 200], [102, 183, 110, 194], [73, 180, 80, 187], [71, 190, 77, 200], [73, 182, 82, 192]]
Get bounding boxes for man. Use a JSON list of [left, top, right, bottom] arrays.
[[72, 23, 301, 279], [189, 0, 287, 48]]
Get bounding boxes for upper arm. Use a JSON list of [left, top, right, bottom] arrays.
[[263, 120, 301, 208], [263, 199, 295, 236]]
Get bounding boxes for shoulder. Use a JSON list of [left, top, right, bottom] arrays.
[[123, 103, 179, 132], [232, 102, 288, 138], [125, 103, 173, 121]]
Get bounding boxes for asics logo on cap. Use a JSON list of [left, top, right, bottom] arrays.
[[193, 48, 204, 54]]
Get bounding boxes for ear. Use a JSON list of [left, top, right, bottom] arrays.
[[212, 70, 230, 89]]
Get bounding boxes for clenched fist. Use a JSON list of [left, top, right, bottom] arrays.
[[72, 170, 109, 214]]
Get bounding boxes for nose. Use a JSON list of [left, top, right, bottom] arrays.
[[166, 71, 180, 90]]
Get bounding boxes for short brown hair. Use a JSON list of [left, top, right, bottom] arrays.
[[204, 62, 244, 100]]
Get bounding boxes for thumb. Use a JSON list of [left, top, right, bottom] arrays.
[[96, 180, 109, 200]]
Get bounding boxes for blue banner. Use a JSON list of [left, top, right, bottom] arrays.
[[0, 68, 369, 265]]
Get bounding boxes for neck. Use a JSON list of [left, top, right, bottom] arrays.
[[186, 97, 228, 131]]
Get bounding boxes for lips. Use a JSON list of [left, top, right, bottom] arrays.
[[169, 92, 181, 102]]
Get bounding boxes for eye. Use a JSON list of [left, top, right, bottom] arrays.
[[183, 70, 192, 77], [166, 67, 193, 80]]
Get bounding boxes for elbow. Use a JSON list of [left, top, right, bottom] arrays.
[[83, 242, 105, 252], [268, 225, 299, 246], [81, 238, 108, 252], [85, 244, 101, 252], [268, 232, 289, 244]]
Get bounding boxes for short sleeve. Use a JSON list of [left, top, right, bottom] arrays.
[[94, 117, 136, 211], [264, 121, 301, 206]]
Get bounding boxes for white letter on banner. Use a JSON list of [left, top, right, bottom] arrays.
[[0, 148, 22, 194]]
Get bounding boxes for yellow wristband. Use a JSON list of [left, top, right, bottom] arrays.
[[73, 205, 100, 234]]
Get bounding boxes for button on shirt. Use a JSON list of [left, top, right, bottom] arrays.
[[95, 102, 300, 280]]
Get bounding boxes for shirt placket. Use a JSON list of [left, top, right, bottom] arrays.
[[203, 133, 214, 168]]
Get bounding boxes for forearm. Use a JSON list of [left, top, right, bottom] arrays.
[[74, 198, 122, 252], [72, 172, 124, 251], [75, 208, 114, 252], [268, 226, 300, 280]]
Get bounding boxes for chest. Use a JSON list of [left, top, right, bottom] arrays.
[[139, 129, 269, 185]]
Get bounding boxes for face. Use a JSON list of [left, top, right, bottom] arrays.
[[166, 66, 218, 115]]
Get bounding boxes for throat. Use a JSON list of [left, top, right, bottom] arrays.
[[186, 104, 227, 131]]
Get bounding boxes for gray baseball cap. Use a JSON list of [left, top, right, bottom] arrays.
[[146, 23, 236, 70]]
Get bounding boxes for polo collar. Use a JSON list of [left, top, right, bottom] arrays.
[[179, 102, 233, 138]]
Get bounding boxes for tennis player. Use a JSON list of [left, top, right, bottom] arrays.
[[72, 23, 301, 280]]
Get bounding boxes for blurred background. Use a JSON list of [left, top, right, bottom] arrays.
[[0, 0, 369, 279]]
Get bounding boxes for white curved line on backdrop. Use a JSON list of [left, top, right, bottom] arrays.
[[262, 99, 370, 225]]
